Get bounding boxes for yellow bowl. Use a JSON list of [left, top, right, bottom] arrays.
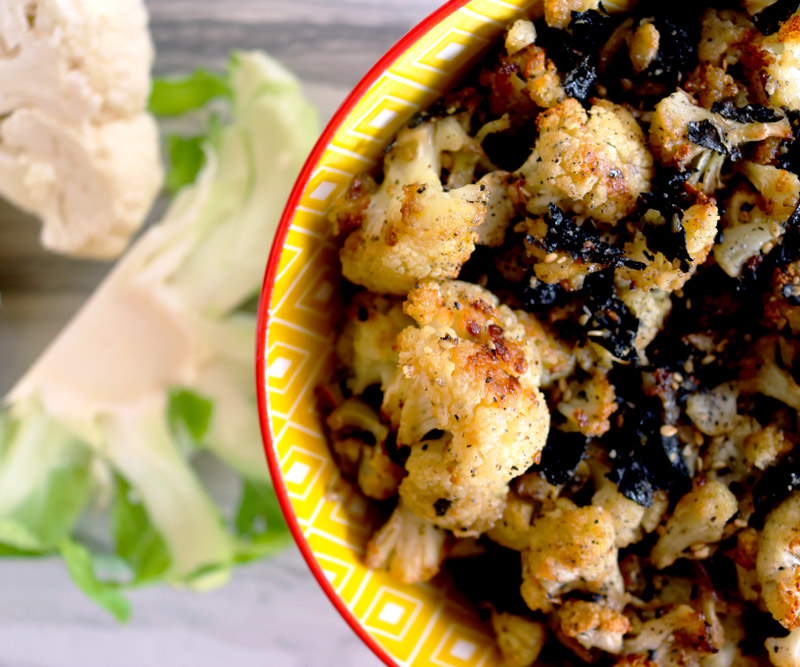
[[256, 1, 627, 664]]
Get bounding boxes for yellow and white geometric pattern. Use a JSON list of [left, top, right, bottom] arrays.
[[263, 1, 549, 664]]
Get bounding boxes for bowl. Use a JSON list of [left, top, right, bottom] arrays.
[[256, 2, 554, 665]]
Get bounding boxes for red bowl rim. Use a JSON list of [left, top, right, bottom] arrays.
[[255, 2, 472, 665]]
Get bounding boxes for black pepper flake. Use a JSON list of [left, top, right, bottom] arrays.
[[422, 429, 445, 441], [433, 498, 452, 517]]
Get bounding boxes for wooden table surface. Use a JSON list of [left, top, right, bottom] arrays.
[[0, 2, 439, 665]]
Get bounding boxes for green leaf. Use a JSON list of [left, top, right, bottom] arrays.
[[165, 135, 207, 194], [234, 479, 291, 563], [58, 538, 131, 622], [112, 476, 171, 586], [168, 388, 213, 443], [149, 69, 232, 116], [0, 518, 47, 555]]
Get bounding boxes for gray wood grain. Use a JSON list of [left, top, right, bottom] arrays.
[[0, 2, 439, 665]]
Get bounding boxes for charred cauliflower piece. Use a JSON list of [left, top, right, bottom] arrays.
[[649, 90, 791, 194], [336, 292, 413, 394], [557, 600, 631, 655], [757, 491, 800, 631], [517, 98, 653, 225], [364, 501, 447, 584], [336, 120, 499, 294], [491, 610, 547, 667], [650, 479, 737, 569], [391, 281, 551, 535], [743, 7, 800, 111], [521, 500, 623, 613]]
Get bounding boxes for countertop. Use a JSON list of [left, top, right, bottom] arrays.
[[0, 2, 439, 665]]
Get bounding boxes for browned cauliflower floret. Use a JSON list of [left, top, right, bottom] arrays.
[[622, 604, 720, 664], [757, 491, 800, 631], [557, 373, 617, 438], [627, 19, 659, 74], [543, 0, 602, 29], [739, 162, 800, 221], [649, 90, 791, 194], [486, 491, 536, 551], [517, 98, 653, 225], [591, 469, 648, 549], [364, 501, 446, 584], [517, 309, 576, 387], [557, 600, 631, 655], [742, 7, 800, 111], [389, 281, 550, 535], [490, 610, 547, 667], [683, 63, 743, 109], [650, 479, 738, 569], [357, 441, 405, 501], [744, 423, 794, 470], [698, 8, 755, 67], [521, 500, 623, 613], [336, 292, 413, 395], [336, 120, 502, 294], [616, 199, 719, 292]]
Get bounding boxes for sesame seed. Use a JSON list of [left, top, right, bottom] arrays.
[[544, 252, 558, 263], [660, 425, 678, 437]]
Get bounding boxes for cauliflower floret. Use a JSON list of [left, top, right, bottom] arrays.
[[557, 373, 617, 438], [517, 310, 576, 387], [757, 491, 800, 630], [744, 424, 793, 470], [618, 286, 672, 356], [739, 162, 800, 222], [521, 500, 623, 613], [364, 502, 446, 584], [490, 610, 547, 667], [357, 442, 405, 501], [486, 491, 536, 551], [741, 336, 800, 412], [743, 8, 800, 110], [685, 382, 739, 437], [698, 8, 755, 67], [628, 20, 660, 74], [650, 479, 738, 569], [557, 600, 631, 654], [617, 199, 719, 292], [505, 19, 537, 55], [0, 0, 162, 258], [623, 604, 721, 665], [592, 471, 647, 549], [766, 627, 800, 667], [392, 281, 551, 534], [336, 293, 413, 394], [337, 120, 495, 295], [517, 98, 653, 225], [649, 90, 791, 194]]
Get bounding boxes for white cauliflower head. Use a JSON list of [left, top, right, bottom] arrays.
[[0, 0, 163, 258], [517, 97, 653, 225], [389, 280, 551, 535]]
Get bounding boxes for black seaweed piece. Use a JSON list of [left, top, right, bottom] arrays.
[[711, 100, 782, 124], [569, 8, 617, 51], [562, 54, 599, 103], [642, 215, 693, 272], [752, 0, 799, 36], [751, 449, 800, 529], [635, 13, 698, 85], [604, 392, 692, 507], [360, 384, 384, 412], [542, 205, 645, 270], [517, 278, 569, 313], [688, 119, 727, 155], [582, 271, 640, 361], [532, 18, 585, 71], [739, 608, 789, 656], [529, 428, 587, 485]]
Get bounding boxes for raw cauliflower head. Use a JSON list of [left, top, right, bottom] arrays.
[[337, 118, 504, 295], [517, 97, 653, 225], [387, 280, 551, 535], [0, 0, 163, 258]]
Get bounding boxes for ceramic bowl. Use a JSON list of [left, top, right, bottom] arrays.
[[257, 2, 594, 664]]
